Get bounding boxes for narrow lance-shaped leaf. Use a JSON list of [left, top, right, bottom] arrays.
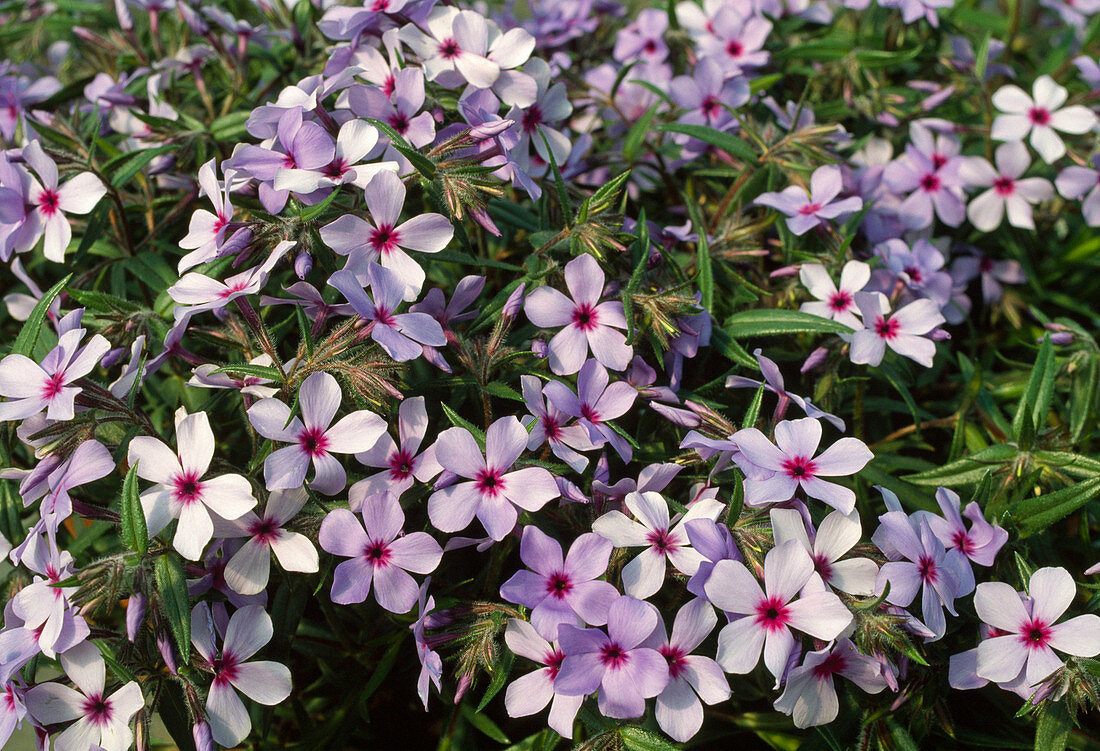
[[154, 553, 192, 664], [119, 462, 147, 555]]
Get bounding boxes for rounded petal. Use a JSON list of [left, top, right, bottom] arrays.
[[372, 562, 421, 613], [232, 661, 292, 705], [1029, 567, 1077, 625], [224, 605, 273, 661], [325, 410, 387, 454], [715, 617, 765, 673]]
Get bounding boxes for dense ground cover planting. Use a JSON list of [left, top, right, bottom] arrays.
[[2, 0, 1100, 749]]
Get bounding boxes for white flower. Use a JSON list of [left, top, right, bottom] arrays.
[[991, 75, 1097, 163]]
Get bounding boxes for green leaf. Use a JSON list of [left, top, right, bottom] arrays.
[[210, 363, 284, 381], [365, 118, 436, 178], [476, 645, 514, 712], [209, 111, 252, 142], [742, 384, 767, 429], [106, 144, 177, 187], [298, 185, 342, 221], [886, 719, 921, 751], [484, 382, 524, 402], [154, 553, 192, 664], [460, 704, 510, 744], [119, 462, 147, 555], [623, 103, 660, 163], [686, 199, 713, 311], [11, 274, 71, 357], [539, 128, 573, 223], [1013, 476, 1100, 536], [903, 444, 1018, 486], [619, 726, 681, 751], [1013, 336, 1056, 441], [1034, 701, 1071, 751], [441, 403, 486, 444], [724, 309, 852, 338], [656, 122, 756, 162], [67, 288, 141, 314]]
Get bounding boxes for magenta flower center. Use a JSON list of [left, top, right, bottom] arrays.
[[646, 527, 679, 554], [599, 641, 630, 669], [389, 448, 416, 480], [811, 652, 847, 680], [372, 305, 397, 327], [754, 596, 791, 631], [993, 176, 1015, 196], [363, 539, 392, 568], [325, 157, 349, 178], [812, 552, 834, 582], [212, 651, 241, 686], [370, 223, 403, 255], [522, 105, 543, 133], [952, 529, 975, 555], [438, 38, 461, 59], [931, 153, 948, 170], [726, 39, 744, 58], [172, 471, 204, 505], [298, 426, 330, 457], [571, 303, 600, 331], [828, 291, 852, 312], [701, 96, 722, 119], [545, 648, 566, 680], [798, 202, 824, 215], [389, 111, 410, 134], [904, 265, 924, 284], [474, 467, 506, 498], [874, 316, 900, 340], [782, 455, 817, 480], [382, 74, 396, 99], [248, 516, 282, 545], [36, 188, 60, 217], [917, 554, 938, 583], [1020, 619, 1053, 650], [541, 414, 562, 442], [41, 371, 66, 400], [579, 402, 602, 424], [660, 644, 688, 678], [81, 692, 113, 726], [545, 572, 573, 599], [920, 173, 941, 192], [1028, 107, 1051, 126]]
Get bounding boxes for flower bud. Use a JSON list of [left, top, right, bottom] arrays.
[[126, 593, 145, 642], [294, 252, 313, 279], [501, 283, 526, 321], [157, 635, 178, 675], [193, 721, 214, 751]]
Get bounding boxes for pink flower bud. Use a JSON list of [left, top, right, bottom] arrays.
[[126, 594, 145, 642], [501, 283, 526, 320]]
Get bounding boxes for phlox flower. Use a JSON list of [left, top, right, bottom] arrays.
[[771, 507, 879, 596], [695, 6, 771, 74], [24, 641, 143, 751], [321, 170, 453, 301], [555, 596, 669, 719], [849, 292, 945, 368], [1055, 154, 1100, 226], [592, 490, 724, 599], [247, 371, 387, 495], [641, 598, 730, 742], [992, 75, 1097, 163], [773, 638, 887, 728], [8, 535, 86, 659], [798, 261, 871, 331], [670, 57, 749, 134], [347, 68, 437, 149], [926, 487, 1008, 571], [273, 119, 395, 194], [503, 618, 583, 737], [726, 347, 845, 430], [524, 253, 632, 375], [874, 238, 954, 308], [351, 396, 442, 502], [884, 124, 967, 229], [705, 540, 853, 682], [0, 681, 27, 748], [732, 417, 873, 514], [961, 141, 1054, 231], [231, 107, 334, 214], [216, 487, 319, 596], [613, 8, 668, 64], [683, 517, 742, 598], [879, 0, 953, 26], [168, 240, 294, 319], [754, 165, 862, 235], [319, 491, 443, 613], [543, 358, 637, 462], [519, 374, 599, 473], [190, 603, 292, 748], [0, 320, 110, 422], [178, 159, 236, 272], [329, 263, 447, 362], [950, 250, 1026, 304], [974, 567, 1100, 689], [499, 526, 618, 639], [427, 415, 559, 540], [128, 410, 257, 560], [188, 354, 281, 399]]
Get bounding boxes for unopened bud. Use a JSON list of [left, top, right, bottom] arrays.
[[294, 252, 313, 279], [157, 635, 178, 674], [193, 721, 214, 751], [126, 594, 145, 642], [800, 346, 829, 373], [501, 283, 525, 320]]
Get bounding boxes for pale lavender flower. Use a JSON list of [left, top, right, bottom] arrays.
[[329, 263, 447, 362], [259, 281, 355, 323], [732, 417, 873, 514], [231, 107, 334, 213], [178, 159, 236, 272], [351, 396, 442, 502], [520, 374, 598, 473], [499, 526, 618, 639], [0, 681, 27, 748], [684, 517, 741, 598], [273, 119, 394, 194], [128, 409, 258, 560], [879, 0, 953, 26], [872, 511, 968, 640], [641, 598, 730, 742], [726, 348, 845, 430], [960, 141, 1054, 231], [24, 641, 143, 751], [0, 324, 110, 422], [950, 251, 1025, 304], [992, 76, 1097, 163], [0, 72, 61, 141], [849, 293, 945, 368], [524, 253, 632, 375], [169, 241, 293, 318], [187, 354, 280, 399], [216, 487, 319, 596], [705, 540, 853, 682], [613, 9, 668, 64], [874, 239, 954, 307], [321, 170, 453, 301], [503, 618, 583, 738], [771, 507, 879, 596], [399, 7, 512, 91], [670, 57, 749, 134], [319, 491, 443, 613], [411, 580, 443, 710], [926, 487, 1008, 570], [427, 415, 559, 540], [3, 258, 63, 323], [695, 7, 772, 74], [592, 491, 724, 599], [1055, 154, 1100, 226], [975, 567, 1100, 689], [190, 603, 292, 748], [755, 165, 862, 235], [798, 260, 871, 330], [884, 124, 967, 229], [247, 371, 387, 495], [543, 359, 637, 462], [773, 638, 887, 728], [555, 596, 669, 718], [347, 69, 437, 149], [9, 536, 86, 659]]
